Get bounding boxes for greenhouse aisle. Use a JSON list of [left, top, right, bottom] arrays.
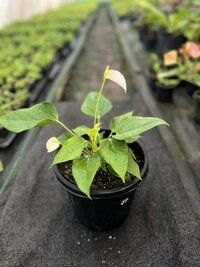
[[63, 7, 133, 102], [0, 6, 200, 267]]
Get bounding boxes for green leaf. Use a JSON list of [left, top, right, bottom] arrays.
[[0, 160, 3, 172], [73, 125, 101, 139], [100, 139, 128, 182], [124, 135, 141, 144], [110, 112, 133, 130], [136, 0, 168, 28], [127, 150, 141, 180], [72, 154, 101, 198], [57, 133, 72, 143], [168, 9, 189, 33], [81, 91, 112, 118], [0, 102, 58, 133], [111, 116, 168, 141], [52, 136, 88, 165], [73, 126, 90, 136], [110, 113, 141, 143]]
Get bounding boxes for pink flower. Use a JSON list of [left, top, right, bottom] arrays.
[[179, 42, 200, 59], [159, 0, 183, 4], [195, 64, 200, 71], [171, 0, 184, 5], [186, 42, 200, 59], [179, 47, 186, 55]]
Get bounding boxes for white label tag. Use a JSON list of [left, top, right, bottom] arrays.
[[121, 198, 129, 206]]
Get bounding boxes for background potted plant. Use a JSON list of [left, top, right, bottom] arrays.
[[150, 51, 180, 102], [148, 53, 162, 91], [133, 0, 188, 55], [0, 67, 168, 232], [132, 4, 157, 50], [178, 41, 200, 96], [112, 1, 136, 20]]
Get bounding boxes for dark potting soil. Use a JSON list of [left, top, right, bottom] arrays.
[[58, 150, 143, 191]]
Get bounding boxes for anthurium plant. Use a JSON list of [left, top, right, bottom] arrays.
[[151, 52, 180, 86], [132, 0, 189, 35], [151, 43, 200, 87], [0, 67, 168, 198], [178, 42, 200, 87]]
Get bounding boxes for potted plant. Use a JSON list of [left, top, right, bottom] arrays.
[[179, 42, 200, 96], [132, 4, 158, 50], [148, 53, 162, 91], [193, 89, 200, 123], [156, 73, 180, 102], [137, 20, 157, 50], [112, 0, 135, 20], [0, 67, 168, 231], [150, 51, 180, 102], [133, 0, 188, 55]]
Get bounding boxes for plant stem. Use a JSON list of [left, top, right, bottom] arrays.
[[108, 131, 113, 139], [94, 78, 106, 126], [58, 121, 76, 136]]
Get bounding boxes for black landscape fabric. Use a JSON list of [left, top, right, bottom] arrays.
[[0, 102, 199, 267]]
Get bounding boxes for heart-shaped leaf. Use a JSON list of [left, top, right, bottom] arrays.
[[100, 139, 128, 182], [127, 149, 141, 180], [81, 91, 112, 118], [52, 136, 88, 165], [111, 116, 168, 141], [72, 154, 101, 198], [0, 102, 58, 133]]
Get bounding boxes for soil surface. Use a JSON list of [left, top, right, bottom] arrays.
[[58, 147, 143, 191]]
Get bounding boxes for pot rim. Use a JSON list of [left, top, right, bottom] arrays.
[[53, 141, 149, 199], [184, 80, 199, 88], [155, 81, 178, 89]]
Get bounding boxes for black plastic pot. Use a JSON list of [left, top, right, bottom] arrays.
[[119, 13, 132, 21], [148, 69, 157, 91], [193, 89, 200, 123], [156, 82, 177, 102], [48, 63, 61, 81], [27, 77, 48, 104], [56, 46, 63, 59], [138, 26, 148, 43], [183, 80, 199, 96], [140, 26, 157, 50], [54, 141, 148, 232], [156, 31, 186, 56]]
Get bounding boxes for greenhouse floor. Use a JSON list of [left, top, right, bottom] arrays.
[[0, 6, 199, 267]]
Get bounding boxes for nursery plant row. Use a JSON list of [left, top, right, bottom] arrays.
[[112, 0, 200, 123], [0, 2, 97, 148]]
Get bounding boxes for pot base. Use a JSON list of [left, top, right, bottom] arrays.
[[54, 142, 148, 232], [156, 83, 175, 102], [69, 191, 135, 232]]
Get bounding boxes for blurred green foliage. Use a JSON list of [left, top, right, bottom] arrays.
[[0, 2, 97, 123], [112, 0, 200, 41]]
